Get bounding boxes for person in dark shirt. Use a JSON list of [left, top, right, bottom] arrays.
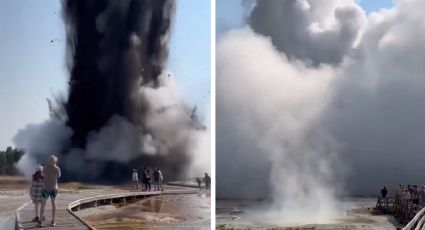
[[145, 169, 152, 191], [141, 167, 147, 191], [204, 173, 211, 190], [381, 186, 388, 198], [196, 177, 202, 188]]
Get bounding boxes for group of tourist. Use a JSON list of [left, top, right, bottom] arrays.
[[196, 173, 211, 190], [28, 158, 207, 228], [131, 167, 164, 191], [394, 184, 425, 205], [379, 184, 425, 209], [29, 155, 62, 227]]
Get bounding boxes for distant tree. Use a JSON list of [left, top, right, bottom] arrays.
[[0, 151, 6, 175], [0, 147, 24, 175]]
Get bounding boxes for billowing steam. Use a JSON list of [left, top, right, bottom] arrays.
[[217, 27, 343, 219], [249, 0, 365, 66], [14, 0, 209, 182], [217, 0, 425, 220]]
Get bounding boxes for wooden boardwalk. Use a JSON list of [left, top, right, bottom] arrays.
[[16, 192, 94, 230], [15, 186, 197, 230]]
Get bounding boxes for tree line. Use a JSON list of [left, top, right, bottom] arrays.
[[0, 146, 24, 175]]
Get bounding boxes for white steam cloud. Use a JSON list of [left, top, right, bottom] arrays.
[[14, 72, 210, 180], [13, 120, 72, 178], [217, 0, 425, 220], [217, 27, 342, 219]]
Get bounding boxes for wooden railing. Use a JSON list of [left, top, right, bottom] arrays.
[[67, 191, 162, 212], [375, 196, 425, 228], [66, 191, 163, 230]]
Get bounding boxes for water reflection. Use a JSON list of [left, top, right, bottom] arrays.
[[139, 198, 165, 213], [81, 192, 210, 230]]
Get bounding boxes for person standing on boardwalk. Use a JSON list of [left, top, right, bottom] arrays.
[[142, 167, 147, 191], [420, 186, 425, 205], [204, 173, 211, 190], [158, 168, 164, 191], [153, 168, 164, 191], [145, 169, 152, 191], [395, 184, 403, 205], [29, 165, 44, 222], [412, 185, 420, 204], [39, 155, 61, 227], [131, 169, 139, 191], [381, 186, 388, 198], [196, 177, 202, 188]]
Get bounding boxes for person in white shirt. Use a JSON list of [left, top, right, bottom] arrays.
[[131, 169, 139, 191], [39, 155, 61, 227]]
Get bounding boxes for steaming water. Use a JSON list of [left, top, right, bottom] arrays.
[[217, 197, 397, 229], [80, 193, 210, 229]]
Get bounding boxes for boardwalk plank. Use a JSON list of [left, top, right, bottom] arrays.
[[16, 186, 198, 229]]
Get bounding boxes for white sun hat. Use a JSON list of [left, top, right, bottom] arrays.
[[35, 165, 43, 172]]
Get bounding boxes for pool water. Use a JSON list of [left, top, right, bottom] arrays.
[[81, 192, 210, 230]]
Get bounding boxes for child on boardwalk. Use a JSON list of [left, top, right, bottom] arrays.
[[29, 165, 44, 222]]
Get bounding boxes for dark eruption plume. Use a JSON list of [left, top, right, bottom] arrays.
[[62, 0, 173, 148], [13, 0, 210, 183]]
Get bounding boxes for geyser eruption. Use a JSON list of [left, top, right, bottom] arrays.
[[217, 27, 342, 220], [217, 0, 366, 218], [217, 0, 425, 222], [14, 0, 209, 182], [63, 0, 173, 148]]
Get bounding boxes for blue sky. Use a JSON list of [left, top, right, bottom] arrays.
[[357, 0, 396, 13], [217, 0, 396, 36], [0, 0, 210, 149]]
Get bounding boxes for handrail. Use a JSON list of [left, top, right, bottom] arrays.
[[403, 206, 425, 230], [66, 191, 163, 230], [65, 189, 197, 229]]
